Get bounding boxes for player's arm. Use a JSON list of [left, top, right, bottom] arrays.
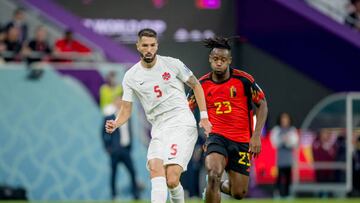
[[114, 100, 132, 127], [105, 101, 132, 134], [254, 98, 268, 138], [249, 98, 267, 158], [248, 81, 268, 157], [185, 75, 206, 113], [187, 90, 197, 112], [185, 75, 212, 135]]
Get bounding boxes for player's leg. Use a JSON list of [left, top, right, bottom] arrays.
[[227, 170, 249, 199], [147, 135, 167, 203], [166, 164, 184, 203], [224, 142, 251, 199], [164, 126, 198, 203], [205, 152, 226, 203], [204, 134, 229, 203], [148, 158, 167, 203]]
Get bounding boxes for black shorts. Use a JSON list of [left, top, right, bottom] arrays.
[[205, 133, 250, 176]]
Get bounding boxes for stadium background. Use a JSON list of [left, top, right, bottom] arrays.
[[0, 0, 359, 202]]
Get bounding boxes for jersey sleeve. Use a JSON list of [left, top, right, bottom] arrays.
[[250, 82, 265, 106], [121, 72, 134, 102], [187, 89, 198, 112], [172, 59, 194, 83], [234, 69, 266, 106]]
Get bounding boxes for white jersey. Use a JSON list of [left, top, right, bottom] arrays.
[[122, 55, 196, 128]]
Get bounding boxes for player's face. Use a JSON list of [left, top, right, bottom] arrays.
[[209, 48, 232, 75], [137, 36, 158, 63]]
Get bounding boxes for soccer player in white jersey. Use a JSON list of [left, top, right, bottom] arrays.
[[105, 28, 212, 203]]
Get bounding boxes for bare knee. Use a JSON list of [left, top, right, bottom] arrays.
[[148, 162, 165, 178], [166, 175, 180, 188], [166, 165, 182, 189], [232, 189, 248, 200], [207, 169, 222, 188]]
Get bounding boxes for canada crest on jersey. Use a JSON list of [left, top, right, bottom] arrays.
[[162, 72, 171, 81]]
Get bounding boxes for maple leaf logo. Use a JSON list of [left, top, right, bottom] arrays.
[[162, 72, 171, 81]]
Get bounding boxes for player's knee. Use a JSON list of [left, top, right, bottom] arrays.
[[166, 175, 180, 189], [232, 189, 247, 200], [207, 169, 222, 187], [149, 165, 164, 177]]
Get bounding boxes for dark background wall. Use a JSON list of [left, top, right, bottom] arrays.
[[233, 43, 333, 127]]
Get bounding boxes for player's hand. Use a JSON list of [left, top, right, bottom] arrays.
[[199, 118, 212, 137], [105, 120, 118, 134], [249, 134, 261, 158]]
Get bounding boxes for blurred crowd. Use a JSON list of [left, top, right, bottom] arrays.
[[0, 7, 94, 65], [306, 0, 360, 32], [345, 0, 360, 31], [312, 128, 360, 197], [269, 112, 360, 198]]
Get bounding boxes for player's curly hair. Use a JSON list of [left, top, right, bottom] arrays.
[[203, 36, 246, 51], [203, 37, 231, 50]]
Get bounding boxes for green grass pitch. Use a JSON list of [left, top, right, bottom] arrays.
[[1, 198, 360, 203]]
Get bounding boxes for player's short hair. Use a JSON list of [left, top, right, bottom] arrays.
[[203, 37, 231, 50], [138, 28, 157, 38]]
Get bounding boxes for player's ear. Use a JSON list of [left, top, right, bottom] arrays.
[[136, 41, 140, 51], [229, 56, 232, 64]]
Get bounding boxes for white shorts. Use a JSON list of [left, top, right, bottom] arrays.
[[147, 125, 198, 172]]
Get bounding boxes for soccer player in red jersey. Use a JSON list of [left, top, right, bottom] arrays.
[[188, 37, 268, 202]]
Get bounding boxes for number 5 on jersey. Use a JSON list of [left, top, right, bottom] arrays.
[[154, 85, 162, 98]]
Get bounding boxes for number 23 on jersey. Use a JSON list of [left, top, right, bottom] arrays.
[[214, 101, 232, 114]]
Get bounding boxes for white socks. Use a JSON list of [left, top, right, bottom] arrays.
[[169, 183, 185, 203], [151, 177, 167, 203], [151, 177, 185, 203]]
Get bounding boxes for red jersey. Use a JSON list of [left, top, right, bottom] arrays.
[[189, 68, 265, 143]]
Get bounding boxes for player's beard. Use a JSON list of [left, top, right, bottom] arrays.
[[141, 53, 156, 63], [213, 67, 229, 81], [214, 69, 227, 77]]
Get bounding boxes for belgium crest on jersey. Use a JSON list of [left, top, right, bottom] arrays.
[[230, 85, 237, 98]]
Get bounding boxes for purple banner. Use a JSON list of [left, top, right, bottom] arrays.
[[56, 68, 104, 104]]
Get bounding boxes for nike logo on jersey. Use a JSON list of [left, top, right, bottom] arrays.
[[168, 157, 176, 160], [139, 81, 144, 85]]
